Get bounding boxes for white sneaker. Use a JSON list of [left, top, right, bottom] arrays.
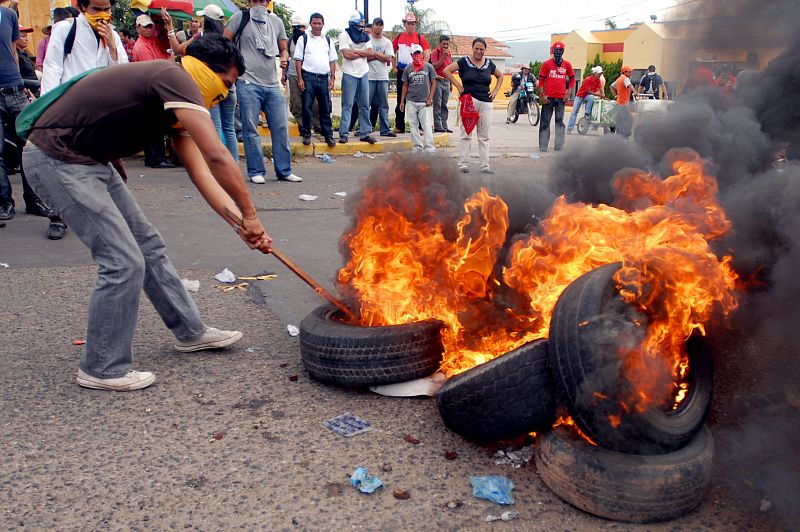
[[279, 173, 303, 182], [250, 174, 266, 184], [175, 327, 243, 352], [77, 369, 155, 391], [458, 165, 469, 173]]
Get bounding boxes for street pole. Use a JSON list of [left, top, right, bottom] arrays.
[[364, 0, 369, 23]]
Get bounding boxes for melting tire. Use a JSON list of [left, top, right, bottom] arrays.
[[299, 304, 444, 387], [435, 340, 555, 442], [536, 425, 714, 523], [548, 262, 714, 454]]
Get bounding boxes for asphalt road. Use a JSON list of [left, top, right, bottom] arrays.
[[0, 114, 783, 529]]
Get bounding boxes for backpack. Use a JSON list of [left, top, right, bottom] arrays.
[[15, 68, 99, 141], [63, 19, 78, 58], [299, 33, 331, 61], [232, 7, 250, 44]]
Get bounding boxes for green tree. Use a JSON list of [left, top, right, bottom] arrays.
[[529, 60, 543, 78], [390, 6, 451, 51], [111, 0, 137, 34], [583, 53, 622, 99], [326, 28, 341, 40]]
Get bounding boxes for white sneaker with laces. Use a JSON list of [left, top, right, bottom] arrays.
[[175, 327, 243, 352], [77, 369, 155, 391], [250, 174, 266, 184], [280, 173, 303, 182]]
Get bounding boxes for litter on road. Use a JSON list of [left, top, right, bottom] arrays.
[[486, 511, 519, 522], [237, 274, 277, 281], [214, 268, 236, 283], [323, 412, 374, 437], [334, 191, 347, 197], [350, 467, 384, 494], [494, 446, 535, 468], [370, 372, 446, 397], [71, 339, 86, 346], [181, 278, 200, 292], [298, 194, 318, 201], [471, 475, 515, 505], [286, 324, 300, 337], [214, 282, 248, 292], [0, 262, 9, 268]]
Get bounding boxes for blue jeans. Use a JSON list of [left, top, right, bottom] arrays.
[[237, 80, 292, 179], [340, 73, 371, 139], [300, 72, 333, 138], [210, 87, 239, 161], [1, 89, 39, 208], [368, 80, 390, 135], [567, 94, 595, 131], [23, 143, 207, 378]]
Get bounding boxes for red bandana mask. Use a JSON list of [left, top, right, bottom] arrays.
[[460, 93, 480, 135], [412, 53, 424, 71]]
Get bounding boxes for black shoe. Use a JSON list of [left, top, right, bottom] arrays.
[[339, 136, 348, 144], [325, 137, 336, 147], [0, 221, 5, 228], [47, 221, 67, 240], [360, 135, 377, 144], [302, 134, 311, 145], [380, 132, 397, 138], [0, 203, 17, 221], [446, 128, 453, 133], [434, 128, 446, 133], [146, 161, 176, 169], [25, 198, 52, 217]]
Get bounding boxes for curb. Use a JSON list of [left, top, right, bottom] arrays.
[[239, 132, 451, 157]]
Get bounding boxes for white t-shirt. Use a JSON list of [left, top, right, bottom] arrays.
[[338, 30, 372, 78], [293, 33, 337, 75], [368, 35, 393, 81]]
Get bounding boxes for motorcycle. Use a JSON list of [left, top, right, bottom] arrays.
[[506, 81, 540, 126]]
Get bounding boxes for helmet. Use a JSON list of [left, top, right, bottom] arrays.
[[551, 41, 565, 54], [621, 65, 633, 74], [403, 12, 416, 23]]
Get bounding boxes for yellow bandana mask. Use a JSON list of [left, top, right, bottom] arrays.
[[84, 12, 112, 32], [182, 55, 229, 110]]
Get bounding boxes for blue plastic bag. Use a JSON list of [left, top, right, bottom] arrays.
[[470, 475, 515, 505], [350, 467, 384, 494]]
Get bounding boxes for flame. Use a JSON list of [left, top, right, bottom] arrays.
[[553, 415, 598, 445], [338, 152, 738, 412]]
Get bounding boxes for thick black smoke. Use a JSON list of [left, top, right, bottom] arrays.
[[543, 0, 800, 525]]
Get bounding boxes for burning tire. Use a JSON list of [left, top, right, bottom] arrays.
[[549, 262, 714, 454], [435, 340, 555, 442], [535, 425, 714, 523], [299, 304, 444, 387]]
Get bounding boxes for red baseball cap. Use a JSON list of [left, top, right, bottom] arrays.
[[19, 24, 34, 33]]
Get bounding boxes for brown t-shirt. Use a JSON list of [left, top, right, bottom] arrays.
[[28, 60, 208, 164]]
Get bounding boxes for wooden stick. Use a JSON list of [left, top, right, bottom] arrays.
[[223, 208, 356, 321]]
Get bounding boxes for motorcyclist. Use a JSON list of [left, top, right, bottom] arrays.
[[505, 64, 536, 124]]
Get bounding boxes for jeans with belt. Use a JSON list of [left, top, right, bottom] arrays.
[[237, 80, 293, 180], [300, 71, 333, 138]]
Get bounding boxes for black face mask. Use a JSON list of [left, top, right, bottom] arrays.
[[553, 49, 564, 66], [292, 26, 304, 44]]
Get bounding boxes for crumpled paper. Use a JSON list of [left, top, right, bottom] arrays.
[[181, 278, 200, 292], [214, 268, 236, 283], [470, 475, 515, 505], [350, 467, 384, 494]]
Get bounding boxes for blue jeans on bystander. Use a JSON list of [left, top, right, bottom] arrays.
[[340, 73, 371, 139], [237, 80, 292, 179]]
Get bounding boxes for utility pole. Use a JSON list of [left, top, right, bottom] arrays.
[[364, 0, 369, 24]]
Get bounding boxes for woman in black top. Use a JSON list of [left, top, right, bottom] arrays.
[[443, 38, 503, 174]]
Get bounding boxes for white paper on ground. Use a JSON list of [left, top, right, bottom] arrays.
[[181, 278, 200, 292], [369, 372, 447, 397], [334, 191, 347, 197], [214, 268, 236, 283], [298, 194, 318, 201], [287, 324, 300, 337]]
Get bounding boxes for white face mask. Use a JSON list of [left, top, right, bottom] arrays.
[[250, 5, 269, 19]]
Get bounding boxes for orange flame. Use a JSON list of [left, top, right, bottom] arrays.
[[338, 153, 738, 411]]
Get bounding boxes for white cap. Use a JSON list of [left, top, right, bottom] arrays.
[[592, 65, 603, 74], [348, 10, 363, 23], [410, 43, 423, 55], [196, 4, 224, 21], [290, 15, 306, 27], [136, 14, 154, 27]]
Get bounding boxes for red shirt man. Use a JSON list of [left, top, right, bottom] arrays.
[[538, 57, 575, 99], [576, 74, 602, 98], [131, 14, 170, 62]]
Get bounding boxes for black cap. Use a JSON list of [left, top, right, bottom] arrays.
[[373, 17, 384, 25]]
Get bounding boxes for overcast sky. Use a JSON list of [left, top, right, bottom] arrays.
[[282, 0, 685, 42]]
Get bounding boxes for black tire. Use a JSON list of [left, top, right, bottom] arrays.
[[299, 304, 444, 387], [548, 263, 714, 454], [528, 100, 540, 126], [435, 340, 555, 442], [536, 425, 714, 523], [510, 106, 520, 123], [576, 117, 590, 135]]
